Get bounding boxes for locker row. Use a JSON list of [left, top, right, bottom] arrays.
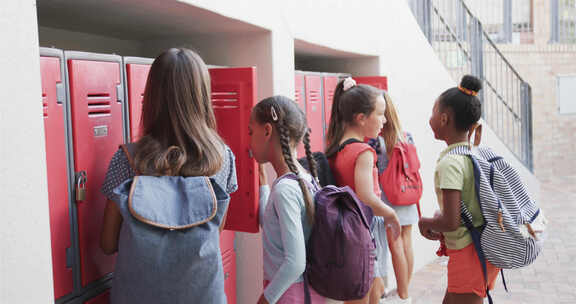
[[40, 48, 247, 304], [39, 47, 388, 304], [294, 72, 389, 153]]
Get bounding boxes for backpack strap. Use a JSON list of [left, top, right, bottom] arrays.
[[339, 138, 364, 151], [326, 138, 364, 158], [277, 173, 320, 193], [120, 144, 139, 174], [468, 123, 483, 148]]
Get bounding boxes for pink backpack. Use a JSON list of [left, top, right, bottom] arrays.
[[377, 135, 423, 208]]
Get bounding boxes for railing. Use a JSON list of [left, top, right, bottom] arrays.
[[551, 0, 576, 43], [409, 0, 534, 171], [463, 0, 534, 44]]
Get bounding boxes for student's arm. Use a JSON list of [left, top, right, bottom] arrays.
[[419, 156, 464, 236], [100, 200, 123, 255], [259, 164, 271, 227], [262, 184, 307, 304], [354, 150, 401, 239], [221, 149, 239, 232], [419, 189, 462, 232]]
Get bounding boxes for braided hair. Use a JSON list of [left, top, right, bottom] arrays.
[[252, 96, 318, 225]]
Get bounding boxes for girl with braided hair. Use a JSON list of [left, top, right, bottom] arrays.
[[250, 95, 325, 304]]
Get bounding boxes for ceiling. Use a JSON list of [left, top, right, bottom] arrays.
[[37, 0, 267, 40]]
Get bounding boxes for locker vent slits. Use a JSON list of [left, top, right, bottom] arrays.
[[87, 93, 112, 116], [43, 93, 48, 117], [212, 91, 238, 102], [326, 89, 335, 102], [309, 90, 321, 102]]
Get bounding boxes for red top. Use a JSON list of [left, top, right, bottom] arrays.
[[330, 142, 382, 197]]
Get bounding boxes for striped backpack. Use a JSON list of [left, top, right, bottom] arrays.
[[449, 144, 547, 270], [447, 125, 547, 294]]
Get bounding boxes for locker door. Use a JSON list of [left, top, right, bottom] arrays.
[[220, 230, 235, 255], [294, 73, 306, 111], [322, 75, 339, 137], [294, 73, 306, 156], [125, 63, 150, 141], [68, 58, 123, 287], [304, 75, 324, 152], [354, 76, 388, 91], [222, 251, 237, 304], [84, 290, 110, 304], [210, 67, 259, 233], [40, 55, 74, 299]]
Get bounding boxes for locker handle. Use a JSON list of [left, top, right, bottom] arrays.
[[116, 84, 124, 104], [56, 83, 65, 104]]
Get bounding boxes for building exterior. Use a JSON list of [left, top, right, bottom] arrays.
[[0, 1, 540, 303], [463, 0, 576, 180]]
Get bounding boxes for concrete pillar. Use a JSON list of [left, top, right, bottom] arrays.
[[0, 1, 55, 303]]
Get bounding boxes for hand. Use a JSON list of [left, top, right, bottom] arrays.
[[385, 213, 401, 240], [418, 218, 442, 241], [257, 294, 270, 304], [259, 164, 268, 186]]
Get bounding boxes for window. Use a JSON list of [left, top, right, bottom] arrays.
[[558, 75, 576, 114], [551, 0, 576, 43]]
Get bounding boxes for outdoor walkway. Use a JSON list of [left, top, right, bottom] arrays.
[[410, 175, 576, 304]]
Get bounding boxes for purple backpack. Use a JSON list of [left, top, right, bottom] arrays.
[[307, 185, 375, 301], [282, 174, 376, 301]]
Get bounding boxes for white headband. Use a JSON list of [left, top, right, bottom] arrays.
[[343, 77, 357, 91]]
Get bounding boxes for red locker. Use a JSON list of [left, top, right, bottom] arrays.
[[295, 73, 306, 156], [66, 52, 124, 287], [222, 251, 237, 304], [322, 75, 339, 137], [354, 76, 388, 91], [304, 75, 324, 152], [294, 73, 306, 111], [210, 67, 259, 233], [40, 49, 74, 299], [124, 58, 153, 141], [84, 290, 110, 304], [123, 63, 259, 234], [220, 230, 235, 255]]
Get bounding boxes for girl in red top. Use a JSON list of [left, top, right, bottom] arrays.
[[326, 77, 401, 304]]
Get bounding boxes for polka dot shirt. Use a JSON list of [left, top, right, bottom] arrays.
[[101, 144, 238, 202]]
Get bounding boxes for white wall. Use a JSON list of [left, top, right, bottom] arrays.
[[5, 0, 540, 303], [0, 1, 55, 303]]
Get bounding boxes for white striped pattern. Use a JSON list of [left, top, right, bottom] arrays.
[[449, 146, 544, 269]]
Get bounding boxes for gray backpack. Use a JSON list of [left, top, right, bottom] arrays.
[[110, 145, 230, 304], [448, 145, 546, 270], [448, 140, 547, 304]]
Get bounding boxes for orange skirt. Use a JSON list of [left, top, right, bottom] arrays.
[[446, 243, 500, 298]]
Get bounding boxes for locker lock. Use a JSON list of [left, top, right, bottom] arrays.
[[76, 171, 87, 202]]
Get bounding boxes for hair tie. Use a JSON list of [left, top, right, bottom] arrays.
[[270, 106, 279, 122], [343, 77, 357, 91], [458, 86, 478, 96]]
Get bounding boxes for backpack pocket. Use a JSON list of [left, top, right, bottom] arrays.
[[128, 176, 228, 230]]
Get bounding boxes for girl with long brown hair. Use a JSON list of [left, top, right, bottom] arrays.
[[99, 48, 238, 303]]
